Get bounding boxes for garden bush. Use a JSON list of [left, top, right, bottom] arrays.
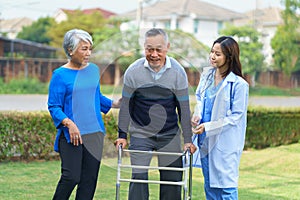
[[0, 78, 48, 94], [0, 108, 299, 161], [0, 111, 119, 161], [246, 107, 300, 149]]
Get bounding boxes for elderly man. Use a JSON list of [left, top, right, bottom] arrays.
[[115, 28, 196, 200]]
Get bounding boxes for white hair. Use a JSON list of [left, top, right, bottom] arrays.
[[63, 29, 93, 59]]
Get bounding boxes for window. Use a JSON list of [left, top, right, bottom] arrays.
[[165, 21, 170, 29], [217, 22, 223, 33], [193, 19, 199, 34]]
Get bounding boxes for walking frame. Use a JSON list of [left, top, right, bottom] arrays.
[[115, 145, 193, 200]]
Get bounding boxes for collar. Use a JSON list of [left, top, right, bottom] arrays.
[[208, 67, 236, 83], [143, 56, 172, 70], [224, 71, 237, 83]]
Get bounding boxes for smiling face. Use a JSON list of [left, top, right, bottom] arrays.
[[209, 43, 227, 69], [144, 34, 170, 71], [70, 40, 92, 67]]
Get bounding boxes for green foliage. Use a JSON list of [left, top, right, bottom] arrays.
[[220, 25, 265, 75], [0, 111, 118, 161], [47, 10, 115, 58], [100, 84, 123, 95], [246, 107, 300, 149], [17, 17, 56, 45], [249, 85, 300, 96], [93, 28, 209, 73], [166, 29, 209, 68], [93, 26, 120, 45], [238, 143, 300, 199], [0, 143, 299, 199], [0, 112, 56, 161], [92, 29, 141, 72], [93, 17, 125, 45], [0, 78, 48, 94], [117, 53, 141, 72], [1, 108, 299, 161], [101, 112, 119, 158], [271, 0, 300, 75]]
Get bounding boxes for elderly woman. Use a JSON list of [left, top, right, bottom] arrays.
[[48, 29, 120, 200]]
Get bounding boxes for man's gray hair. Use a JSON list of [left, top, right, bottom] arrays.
[[145, 28, 169, 44], [63, 29, 93, 59]]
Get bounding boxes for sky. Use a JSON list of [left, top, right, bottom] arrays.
[[0, 0, 284, 20]]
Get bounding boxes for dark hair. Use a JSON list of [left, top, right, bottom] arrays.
[[212, 36, 243, 78]]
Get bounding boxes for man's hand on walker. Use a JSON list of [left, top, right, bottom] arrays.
[[114, 138, 127, 151], [184, 143, 197, 154]]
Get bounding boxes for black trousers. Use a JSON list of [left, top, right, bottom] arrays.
[[52, 132, 104, 200], [128, 130, 183, 200]]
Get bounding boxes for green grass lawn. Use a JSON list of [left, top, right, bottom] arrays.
[[0, 143, 299, 200]]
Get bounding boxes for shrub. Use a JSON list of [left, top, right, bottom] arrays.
[[0, 108, 299, 161], [0, 78, 48, 94], [0, 111, 118, 161], [246, 107, 300, 149], [0, 111, 55, 161]]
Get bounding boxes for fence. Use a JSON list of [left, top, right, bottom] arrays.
[[1, 57, 300, 88], [0, 57, 116, 84]]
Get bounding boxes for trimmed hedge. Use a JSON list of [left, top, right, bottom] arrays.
[[0, 111, 119, 162], [0, 112, 55, 161], [0, 108, 299, 161], [246, 107, 300, 149]]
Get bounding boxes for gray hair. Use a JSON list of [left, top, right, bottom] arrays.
[[63, 29, 93, 59], [144, 28, 169, 44]]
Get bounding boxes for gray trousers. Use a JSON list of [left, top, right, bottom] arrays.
[[128, 130, 183, 200]]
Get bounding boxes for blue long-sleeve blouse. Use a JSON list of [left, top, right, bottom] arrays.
[[48, 63, 113, 152]]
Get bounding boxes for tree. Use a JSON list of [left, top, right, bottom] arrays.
[[166, 29, 209, 69], [47, 10, 120, 58], [271, 0, 300, 75], [92, 28, 208, 70], [220, 25, 265, 80], [91, 29, 141, 86], [91, 28, 208, 86], [17, 17, 55, 44]]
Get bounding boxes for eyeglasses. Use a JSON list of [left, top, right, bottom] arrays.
[[145, 47, 165, 53]]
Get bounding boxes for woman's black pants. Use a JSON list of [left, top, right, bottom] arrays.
[[52, 132, 104, 200]]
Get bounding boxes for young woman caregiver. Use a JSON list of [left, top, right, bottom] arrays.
[[191, 36, 249, 200]]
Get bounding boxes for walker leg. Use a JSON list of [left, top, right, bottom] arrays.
[[115, 183, 120, 200], [188, 152, 193, 200], [115, 145, 122, 200]]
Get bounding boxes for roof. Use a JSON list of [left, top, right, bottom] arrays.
[[0, 36, 57, 58], [61, 7, 116, 19], [0, 17, 33, 33], [233, 7, 283, 27], [118, 0, 244, 21]]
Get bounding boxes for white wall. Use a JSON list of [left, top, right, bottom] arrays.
[[196, 21, 220, 47]]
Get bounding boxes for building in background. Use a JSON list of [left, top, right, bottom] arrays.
[[0, 17, 33, 39], [0, 36, 57, 58], [117, 0, 284, 69], [0, 7, 116, 39], [233, 7, 283, 67], [53, 8, 116, 23], [0, 2, 293, 87], [118, 0, 244, 47]]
